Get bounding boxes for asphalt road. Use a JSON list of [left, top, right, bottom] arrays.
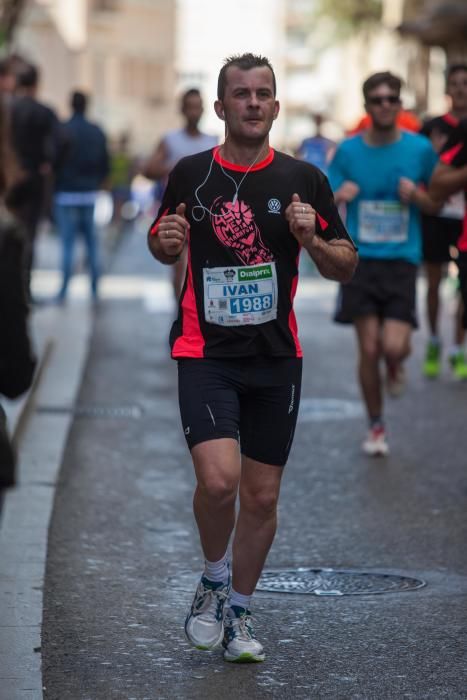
[[41, 224, 467, 699]]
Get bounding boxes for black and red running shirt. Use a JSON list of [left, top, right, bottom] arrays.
[[420, 113, 460, 142], [440, 119, 467, 251], [149, 147, 354, 359], [420, 113, 463, 227]]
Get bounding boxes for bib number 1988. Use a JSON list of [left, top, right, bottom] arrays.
[[230, 294, 273, 314]]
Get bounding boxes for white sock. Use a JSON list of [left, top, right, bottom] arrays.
[[449, 345, 461, 357], [203, 552, 229, 584], [228, 587, 252, 611]]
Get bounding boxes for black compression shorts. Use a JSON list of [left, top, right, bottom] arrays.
[[177, 356, 302, 467]]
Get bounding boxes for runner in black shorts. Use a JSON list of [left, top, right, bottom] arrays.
[[147, 53, 357, 663], [419, 64, 467, 379], [329, 71, 441, 457], [430, 114, 467, 379]]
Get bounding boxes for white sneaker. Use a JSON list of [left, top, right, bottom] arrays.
[[223, 606, 265, 663], [362, 426, 389, 457], [184, 576, 230, 650]]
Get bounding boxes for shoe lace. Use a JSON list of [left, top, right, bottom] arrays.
[[193, 583, 228, 621], [230, 612, 255, 641]]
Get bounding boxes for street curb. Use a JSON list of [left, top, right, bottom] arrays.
[[0, 305, 93, 699]]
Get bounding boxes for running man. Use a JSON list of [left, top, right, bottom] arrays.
[[328, 71, 440, 457], [419, 64, 467, 379], [296, 113, 336, 176], [144, 88, 217, 299], [429, 117, 467, 379], [148, 53, 357, 662]]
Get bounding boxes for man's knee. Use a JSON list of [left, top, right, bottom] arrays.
[[384, 340, 410, 365], [196, 474, 237, 508], [240, 485, 279, 519], [359, 339, 381, 363]]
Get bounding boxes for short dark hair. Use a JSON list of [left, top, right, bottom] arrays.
[[217, 53, 276, 100], [362, 71, 402, 101], [71, 91, 87, 114], [180, 88, 201, 109], [446, 64, 467, 82], [16, 63, 39, 88]]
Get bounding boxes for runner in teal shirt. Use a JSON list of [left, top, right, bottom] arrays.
[[328, 71, 441, 459], [328, 131, 438, 264]]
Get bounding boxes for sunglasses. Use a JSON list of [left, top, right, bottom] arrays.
[[367, 95, 400, 106]]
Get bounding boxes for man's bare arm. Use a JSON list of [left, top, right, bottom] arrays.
[[303, 236, 358, 284], [285, 193, 358, 284], [429, 162, 467, 199], [143, 140, 170, 181]]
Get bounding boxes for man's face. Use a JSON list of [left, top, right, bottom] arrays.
[[447, 70, 467, 113], [217, 66, 279, 145], [365, 84, 401, 131], [182, 94, 203, 129]]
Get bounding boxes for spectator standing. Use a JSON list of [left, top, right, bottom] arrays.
[[9, 63, 60, 297], [0, 102, 36, 492], [54, 91, 109, 304]]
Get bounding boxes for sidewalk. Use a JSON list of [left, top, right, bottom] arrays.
[[0, 293, 93, 699]]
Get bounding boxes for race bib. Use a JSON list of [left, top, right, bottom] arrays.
[[359, 201, 409, 243], [438, 191, 465, 221], [203, 263, 278, 327]]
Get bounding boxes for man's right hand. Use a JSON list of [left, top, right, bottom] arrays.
[[157, 203, 189, 257], [335, 180, 360, 203]]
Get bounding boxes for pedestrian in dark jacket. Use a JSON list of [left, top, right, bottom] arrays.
[[0, 103, 36, 491], [9, 62, 61, 297], [54, 91, 110, 303]]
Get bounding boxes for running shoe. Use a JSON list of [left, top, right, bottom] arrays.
[[362, 426, 389, 457], [423, 341, 441, 379], [184, 575, 230, 650], [386, 363, 406, 397], [223, 606, 265, 663], [450, 351, 467, 380]]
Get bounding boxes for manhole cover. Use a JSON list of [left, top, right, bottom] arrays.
[[298, 398, 363, 422], [37, 404, 143, 419], [256, 568, 425, 596]]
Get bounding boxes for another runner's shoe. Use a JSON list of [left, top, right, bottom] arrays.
[[223, 606, 265, 663], [423, 341, 441, 378], [450, 351, 467, 380], [185, 576, 230, 650], [386, 363, 406, 397], [362, 426, 389, 457]]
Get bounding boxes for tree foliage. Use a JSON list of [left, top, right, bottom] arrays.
[[314, 0, 383, 36]]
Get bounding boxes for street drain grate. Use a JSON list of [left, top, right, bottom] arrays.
[[298, 398, 363, 422], [256, 568, 426, 596], [36, 404, 143, 419]]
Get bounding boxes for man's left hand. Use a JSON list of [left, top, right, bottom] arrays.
[[285, 193, 316, 246]]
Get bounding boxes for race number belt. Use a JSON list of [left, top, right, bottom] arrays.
[[359, 200, 409, 243], [203, 262, 278, 326]]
